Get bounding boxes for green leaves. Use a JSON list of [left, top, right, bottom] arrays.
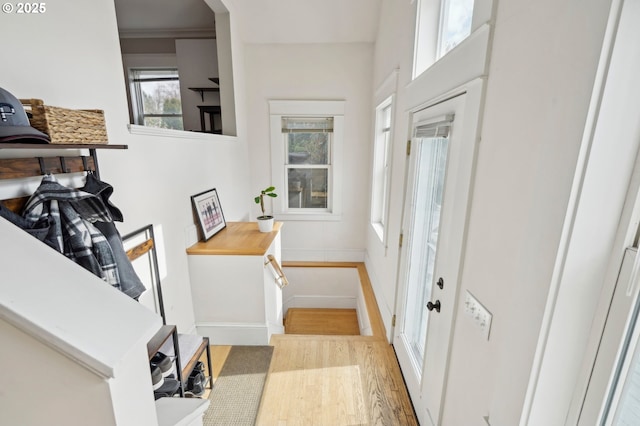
[[259, 186, 277, 199], [255, 187, 277, 215]]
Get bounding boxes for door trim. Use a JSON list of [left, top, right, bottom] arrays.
[[392, 78, 486, 425]]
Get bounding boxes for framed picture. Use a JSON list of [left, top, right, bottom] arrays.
[[191, 188, 226, 241]]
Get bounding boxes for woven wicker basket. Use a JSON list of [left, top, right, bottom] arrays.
[[20, 98, 108, 144]]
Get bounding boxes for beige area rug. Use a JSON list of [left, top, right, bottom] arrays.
[[203, 345, 274, 426]]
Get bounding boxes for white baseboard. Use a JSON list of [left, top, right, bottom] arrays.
[[282, 248, 365, 262], [284, 295, 357, 312], [195, 322, 270, 345]]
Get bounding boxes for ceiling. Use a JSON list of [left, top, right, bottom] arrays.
[[114, 0, 381, 44], [230, 0, 382, 44], [114, 0, 217, 37]]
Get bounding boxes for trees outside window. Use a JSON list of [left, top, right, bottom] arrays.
[[130, 68, 184, 130]]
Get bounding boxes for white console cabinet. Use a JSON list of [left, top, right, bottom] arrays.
[[186, 222, 284, 345]]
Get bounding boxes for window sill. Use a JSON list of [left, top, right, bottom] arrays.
[[371, 222, 385, 243], [127, 124, 237, 143], [274, 212, 342, 222]]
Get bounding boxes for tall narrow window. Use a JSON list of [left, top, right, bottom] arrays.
[[371, 97, 393, 242], [129, 68, 184, 130], [283, 117, 333, 211]]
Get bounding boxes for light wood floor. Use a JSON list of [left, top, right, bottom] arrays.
[[206, 263, 418, 425], [284, 307, 361, 335]]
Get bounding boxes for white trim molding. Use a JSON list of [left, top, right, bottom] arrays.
[[195, 322, 271, 346], [128, 124, 238, 143], [282, 248, 365, 263], [269, 100, 345, 221]]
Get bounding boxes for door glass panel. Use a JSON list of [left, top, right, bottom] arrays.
[[403, 136, 449, 372]]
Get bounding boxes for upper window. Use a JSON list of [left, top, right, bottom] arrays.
[[269, 100, 344, 221], [371, 97, 393, 242], [413, 0, 475, 78], [437, 0, 475, 57], [129, 68, 184, 130]]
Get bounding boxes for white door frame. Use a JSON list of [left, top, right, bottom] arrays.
[[393, 79, 485, 425]]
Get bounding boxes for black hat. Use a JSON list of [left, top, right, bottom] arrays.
[[0, 87, 50, 143]]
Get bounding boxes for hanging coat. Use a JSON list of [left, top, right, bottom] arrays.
[[23, 174, 121, 290]]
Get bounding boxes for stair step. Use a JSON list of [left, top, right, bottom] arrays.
[[284, 308, 360, 336]]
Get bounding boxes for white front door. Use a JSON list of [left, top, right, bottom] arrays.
[[394, 92, 476, 425]]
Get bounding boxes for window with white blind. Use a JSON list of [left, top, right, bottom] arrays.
[[283, 117, 333, 210], [371, 97, 394, 242], [269, 100, 344, 220]]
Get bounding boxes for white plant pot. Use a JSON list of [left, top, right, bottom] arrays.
[[257, 216, 274, 233]]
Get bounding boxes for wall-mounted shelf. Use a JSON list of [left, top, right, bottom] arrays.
[[188, 87, 220, 102], [189, 77, 220, 101], [0, 145, 127, 212], [0, 143, 127, 150]]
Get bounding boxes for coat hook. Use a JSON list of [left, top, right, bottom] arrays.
[[59, 157, 69, 173], [81, 155, 89, 172], [38, 157, 46, 175]]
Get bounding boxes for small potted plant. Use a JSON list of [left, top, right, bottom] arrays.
[[254, 186, 278, 232]]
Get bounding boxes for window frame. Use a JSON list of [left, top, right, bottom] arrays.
[[128, 67, 184, 130], [371, 95, 394, 243], [283, 117, 333, 212], [269, 100, 344, 221], [413, 0, 479, 79], [436, 0, 475, 59]]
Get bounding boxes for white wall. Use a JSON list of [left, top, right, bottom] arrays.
[[243, 43, 374, 261], [0, 217, 161, 425], [0, 0, 250, 335], [364, 0, 416, 344], [283, 267, 359, 311], [176, 39, 220, 132], [0, 320, 119, 425], [367, 0, 615, 425], [468, 1, 612, 424]]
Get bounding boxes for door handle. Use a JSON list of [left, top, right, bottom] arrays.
[[427, 300, 441, 313]]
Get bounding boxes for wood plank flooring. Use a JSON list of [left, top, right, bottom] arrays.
[[205, 263, 417, 425], [285, 308, 361, 335], [255, 334, 417, 425], [258, 263, 417, 425]]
